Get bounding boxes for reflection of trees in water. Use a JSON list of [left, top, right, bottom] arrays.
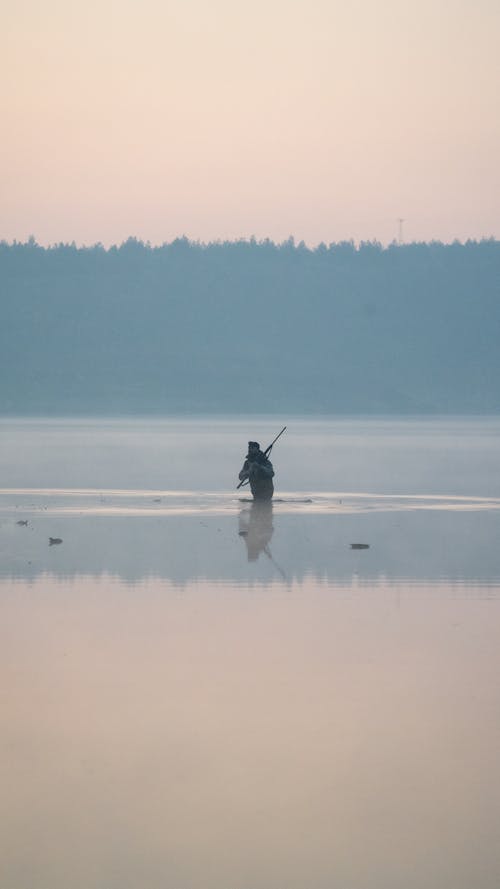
[[238, 501, 274, 562]]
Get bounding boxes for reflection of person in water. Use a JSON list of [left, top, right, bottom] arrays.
[[238, 500, 274, 562]]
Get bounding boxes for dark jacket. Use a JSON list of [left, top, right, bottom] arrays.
[[239, 450, 274, 500]]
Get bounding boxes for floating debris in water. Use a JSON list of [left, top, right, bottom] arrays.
[[49, 537, 63, 546], [350, 543, 370, 549], [16, 520, 28, 526]]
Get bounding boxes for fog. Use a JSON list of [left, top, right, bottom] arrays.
[[1, 238, 499, 415]]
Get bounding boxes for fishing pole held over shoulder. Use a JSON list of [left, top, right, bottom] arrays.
[[263, 426, 287, 457], [237, 426, 287, 490]]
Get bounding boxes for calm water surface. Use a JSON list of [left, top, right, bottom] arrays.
[[1, 417, 500, 889]]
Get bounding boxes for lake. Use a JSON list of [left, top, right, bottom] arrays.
[[1, 416, 499, 889]]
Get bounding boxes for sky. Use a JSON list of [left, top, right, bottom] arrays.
[[1, 0, 499, 246]]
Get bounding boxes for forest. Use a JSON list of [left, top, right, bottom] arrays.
[[1, 237, 499, 414]]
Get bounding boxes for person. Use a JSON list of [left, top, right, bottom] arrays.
[[238, 441, 274, 501]]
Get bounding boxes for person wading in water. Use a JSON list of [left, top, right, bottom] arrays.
[[238, 441, 275, 501]]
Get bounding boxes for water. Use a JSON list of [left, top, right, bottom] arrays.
[[1, 415, 500, 494], [1, 417, 500, 889]]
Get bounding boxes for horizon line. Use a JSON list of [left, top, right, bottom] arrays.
[[2, 234, 499, 252]]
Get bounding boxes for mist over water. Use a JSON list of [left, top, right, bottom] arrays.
[[1, 415, 500, 585], [2, 415, 500, 494], [1, 416, 500, 889]]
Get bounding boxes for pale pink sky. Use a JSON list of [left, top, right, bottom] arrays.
[[2, 0, 499, 245]]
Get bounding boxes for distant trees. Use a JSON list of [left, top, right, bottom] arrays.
[[0, 237, 499, 414]]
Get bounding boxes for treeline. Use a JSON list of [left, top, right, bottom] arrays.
[[1, 237, 499, 414]]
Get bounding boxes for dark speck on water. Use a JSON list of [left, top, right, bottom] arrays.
[[49, 537, 63, 546], [350, 543, 370, 549]]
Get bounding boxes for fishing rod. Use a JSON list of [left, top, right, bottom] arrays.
[[237, 426, 287, 489]]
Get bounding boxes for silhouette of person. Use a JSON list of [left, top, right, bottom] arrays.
[[238, 441, 274, 501]]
